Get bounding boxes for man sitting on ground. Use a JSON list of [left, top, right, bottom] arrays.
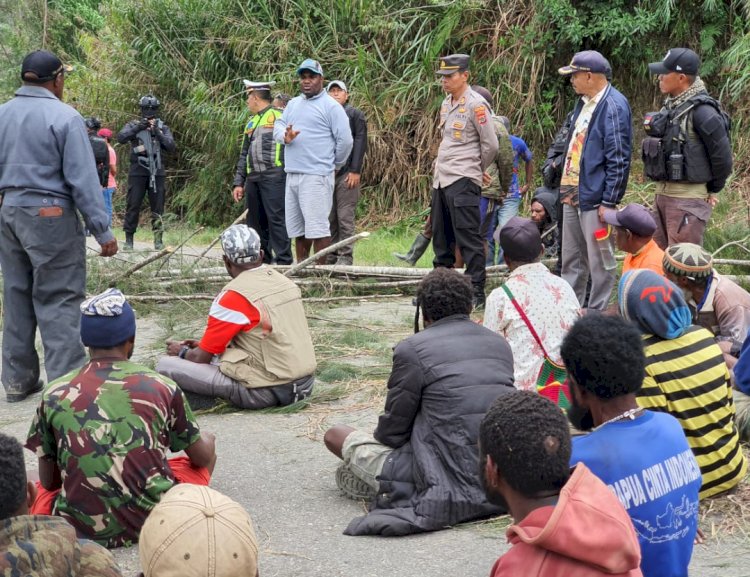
[[25, 288, 216, 548], [324, 268, 515, 536], [479, 391, 643, 577], [139, 484, 259, 577], [1, 433, 122, 576], [619, 269, 747, 498], [529, 186, 560, 262], [602, 203, 664, 275], [157, 224, 316, 410], [664, 243, 750, 368], [562, 315, 700, 577], [484, 217, 579, 394]]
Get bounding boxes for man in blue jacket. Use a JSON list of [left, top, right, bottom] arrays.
[[557, 51, 632, 311]]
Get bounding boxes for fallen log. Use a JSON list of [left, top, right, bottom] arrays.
[[284, 232, 371, 277]]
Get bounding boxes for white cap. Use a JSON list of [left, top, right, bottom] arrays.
[[242, 80, 276, 90], [326, 80, 348, 92]]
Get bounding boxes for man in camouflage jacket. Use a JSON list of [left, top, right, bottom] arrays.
[[1, 432, 122, 576]]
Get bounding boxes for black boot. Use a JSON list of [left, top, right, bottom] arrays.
[[472, 285, 486, 311], [154, 231, 164, 250], [393, 233, 430, 266], [124, 233, 134, 251]]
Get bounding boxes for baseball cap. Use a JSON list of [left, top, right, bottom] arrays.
[[243, 80, 276, 91], [220, 224, 261, 265], [648, 48, 700, 76], [21, 50, 72, 83], [499, 216, 544, 263], [663, 243, 713, 279], [98, 128, 113, 139], [326, 80, 347, 92], [139, 484, 258, 577], [471, 85, 493, 109], [436, 54, 470, 75], [85, 117, 102, 131], [558, 50, 611, 76], [297, 58, 323, 76], [602, 203, 657, 237]]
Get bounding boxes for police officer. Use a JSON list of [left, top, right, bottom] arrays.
[[232, 80, 292, 264], [644, 48, 732, 249], [0, 50, 118, 402], [117, 95, 176, 250], [432, 54, 499, 308]]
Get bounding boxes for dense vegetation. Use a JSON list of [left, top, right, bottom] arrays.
[[1, 0, 749, 225]]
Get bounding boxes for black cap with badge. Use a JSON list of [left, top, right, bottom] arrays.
[[648, 48, 700, 76], [436, 54, 470, 75]]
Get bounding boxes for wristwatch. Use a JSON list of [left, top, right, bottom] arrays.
[[179, 345, 189, 359]]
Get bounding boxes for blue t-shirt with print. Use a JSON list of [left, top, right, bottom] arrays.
[[571, 410, 700, 577], [508, 135, 532, 199]]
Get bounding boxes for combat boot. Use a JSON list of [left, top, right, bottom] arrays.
[[154, 231, 164, 250], [393, 233, 430, 266], [472, 285, 486, 311], [124, 233, 134, 251]]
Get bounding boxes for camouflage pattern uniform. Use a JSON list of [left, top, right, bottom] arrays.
[[0, 515, 122, 576], [25, 360, 202, 548]]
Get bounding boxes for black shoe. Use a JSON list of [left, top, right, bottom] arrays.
[[6, 379, 44, 403], [124, 233, 134, 251], [182, 390, 220, 411], [472, 288, 486, 311]]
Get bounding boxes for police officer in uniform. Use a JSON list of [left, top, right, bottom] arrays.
[[232, 80, 292, 264], [643, 48, 732, 249], [117, 95, 176, 250], [432, 54, 499, 308]]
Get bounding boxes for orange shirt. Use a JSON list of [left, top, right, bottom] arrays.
[[623, 239, 664, 275]]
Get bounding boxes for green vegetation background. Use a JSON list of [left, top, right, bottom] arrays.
[[1, 0, 749, 232]]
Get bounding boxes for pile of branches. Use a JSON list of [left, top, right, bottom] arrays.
[[89, 222, 750, 306]]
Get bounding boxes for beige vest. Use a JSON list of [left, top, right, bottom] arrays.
[[219, 267, 316, 388]]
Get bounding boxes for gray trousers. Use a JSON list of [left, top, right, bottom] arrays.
[[328, 172, 361, 263], [156, 356, 314, 410], [561, 204, 615, 311], [0, 205, 87, 393]]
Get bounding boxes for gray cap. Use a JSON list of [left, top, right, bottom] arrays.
[[220, 225, 261, 265]]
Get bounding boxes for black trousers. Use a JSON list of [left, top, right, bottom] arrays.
[[124, 174, 165, 234], [431, 177, 486, 288], [245, 173, 292, 265]]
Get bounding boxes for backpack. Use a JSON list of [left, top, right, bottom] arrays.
[[88, 134, 110, 187]]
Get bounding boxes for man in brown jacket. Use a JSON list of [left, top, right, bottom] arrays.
[[156, 224, 316, 409]]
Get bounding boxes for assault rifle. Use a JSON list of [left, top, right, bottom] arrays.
[[135, 121, 163, 191]]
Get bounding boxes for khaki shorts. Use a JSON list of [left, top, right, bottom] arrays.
[[733, 389, 750, 443], [342, 430, 393, 491]]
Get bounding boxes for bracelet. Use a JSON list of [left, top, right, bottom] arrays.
[[178, 345, 189, 359]]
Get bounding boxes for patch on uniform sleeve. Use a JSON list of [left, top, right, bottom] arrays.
[[475, 105, 487, 125]]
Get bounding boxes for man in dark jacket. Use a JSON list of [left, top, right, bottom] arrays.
[[530, 186, 560, 261], [644, 48, 732, 249], [116, 95, 176, 250], [557, 51, 632, 311], [324, 268, 515, 536], [326, 80, 367, 265]]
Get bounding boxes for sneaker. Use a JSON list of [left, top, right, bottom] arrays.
[[6, 379, 44, 403], [335, 464, 377, 501], [472, 291, 486, 311]]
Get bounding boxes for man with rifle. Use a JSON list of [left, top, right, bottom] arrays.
[[117, 95, 176, 250]]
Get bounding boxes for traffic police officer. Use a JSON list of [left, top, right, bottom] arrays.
[[432, 54, 499, 308], [232, 80, 291, 264]]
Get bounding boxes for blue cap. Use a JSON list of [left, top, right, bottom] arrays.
[[297, 58, 323, 76], [558, 50, 611, 76]]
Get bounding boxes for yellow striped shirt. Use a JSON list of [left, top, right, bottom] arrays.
[[637, 326, 747, 498]]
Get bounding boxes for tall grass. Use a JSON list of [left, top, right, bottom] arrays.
[[6, 0, 750, 226]]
